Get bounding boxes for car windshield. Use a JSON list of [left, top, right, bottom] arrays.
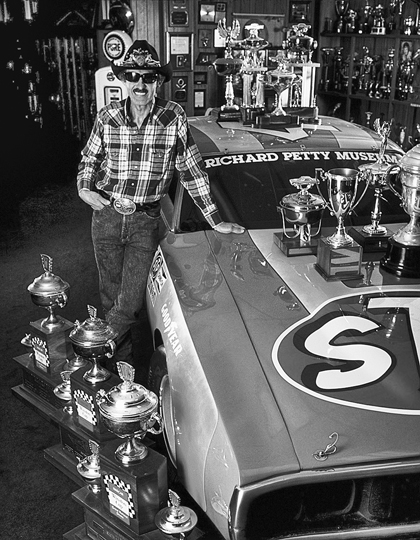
[[176, 149, 405, 231]]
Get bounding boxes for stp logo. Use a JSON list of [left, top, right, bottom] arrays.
[[272, 291, 420, 415]]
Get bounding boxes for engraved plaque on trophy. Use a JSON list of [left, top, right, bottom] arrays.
[[315, 167, 368, 280], [27, 254, 74, 374], [100, 439, 167, 535]]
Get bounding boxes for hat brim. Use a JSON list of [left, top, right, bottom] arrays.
[[112, 61, 172, 82]]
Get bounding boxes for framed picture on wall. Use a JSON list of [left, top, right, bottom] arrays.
[[215, 2, 227, 23], [199, 3, 216, 23], [289, 1, 311, 24], [194, 89, 206, 109], [232, 13, 286, 47], [198, 28, 212, 48], [169, 33, 193, 71]]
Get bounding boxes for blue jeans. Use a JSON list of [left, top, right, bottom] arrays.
[[91, 204, 160, 369]]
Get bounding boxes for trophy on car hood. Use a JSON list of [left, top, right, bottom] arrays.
[[314, 167, 369, 280], [380, 144, 420, 278], [275, 175, 325, 256], [349, 119, 401, 252]]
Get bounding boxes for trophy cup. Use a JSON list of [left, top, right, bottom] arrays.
[[264, 53, 299, 121], [275, 176, 325, 256], [27, 253, 74, 373], [96, 361, 163, 465], [315, 167, 369, 280], [335, 0, 349, 32], [349, 119, 401, 252], [77, 439, 102, 494], [53, 370, 73, 414], [155, 489, 198, 539], [69, 305, 117, 384], [380, 144, 420, 278], [213, 18, 243, 121]]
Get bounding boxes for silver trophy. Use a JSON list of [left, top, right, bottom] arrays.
[[77, 439, 102, 494], [276, 176, 325, 256], [380, 144, 420, 278], [53, 370, 73, 414], [265, 51, 299, 117], [96, 361, 163, 464], [155, 489, 198, 540], [27, 254, 70, 330]]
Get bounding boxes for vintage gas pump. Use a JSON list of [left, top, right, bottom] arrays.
[[95, 29, 132, 111]]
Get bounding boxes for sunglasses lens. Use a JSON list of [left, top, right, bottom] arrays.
[[124, 72, 158, 83]]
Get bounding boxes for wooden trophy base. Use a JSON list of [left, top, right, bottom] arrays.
[[100, 439, 168, 535], [29, 316, 74, 374], [315, 237, 363, 281], [273, 231, 319, 257], [348, 226, 392, 253]]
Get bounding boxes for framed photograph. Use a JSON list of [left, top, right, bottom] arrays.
[[198, 28, 212, 48], [289, 1, 311, 24], [168, 33, 192, 71], [214, 28, 226, 48], [400, 40, 413, 62], [194, 72, 208, 85], [199, 3, 216, 23], [215, 2, 227, 23], [195, 52, 218, 66], [194, 89, 206, 109]]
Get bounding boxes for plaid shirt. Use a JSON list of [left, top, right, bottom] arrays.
[[77, 97, 221, 227]]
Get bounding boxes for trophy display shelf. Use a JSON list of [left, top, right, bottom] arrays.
[[67, 486, 206, 540]]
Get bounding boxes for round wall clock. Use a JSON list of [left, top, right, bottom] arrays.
[[199, 3, 216, 23]]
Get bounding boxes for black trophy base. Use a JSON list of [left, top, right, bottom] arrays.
[[348, 226, 392, 253], [255, 114, 300, 128], [218, 107, 242, 122], [273, 231, 319, 257], [315, 237, 363, 281], [380, 238, 420, 278], [71, 365, 121, 436], [29, 316, 74, 374], [100, 440, 168, 534], [240, 105, 265, 125]]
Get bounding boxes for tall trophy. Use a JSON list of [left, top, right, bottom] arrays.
[[275, 176, 325, 256], [315, 167, 368, 280], [349, 119, 401, 252], [264, 51, 299, 123], [213, 18, 243, 121], [380, 144, 420, 278], [335, 0, 349, 32]]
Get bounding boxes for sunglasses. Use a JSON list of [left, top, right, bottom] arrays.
[[123, 72, 159, 84]]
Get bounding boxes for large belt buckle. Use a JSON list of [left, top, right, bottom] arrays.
[[113, 197, 136, 215]]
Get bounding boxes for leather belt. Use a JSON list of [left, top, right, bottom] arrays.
[[99, 191, 160, 216]]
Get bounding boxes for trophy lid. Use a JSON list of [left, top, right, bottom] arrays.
[[400, 144, 420, 174], [69, 305, 118, 347], [280, 176, 325, 212], [155, 490, 198, 536], [27, 254, 70, 297], [97, 361, 158, 421]]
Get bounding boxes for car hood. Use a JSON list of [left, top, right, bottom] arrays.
[[204, 227, 420, 475]]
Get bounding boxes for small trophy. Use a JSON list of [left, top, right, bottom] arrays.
[[213, 18, 243, 121], [77, 439, 102, 494], [380, 144, 420, 278], [349, 119, 401, 252], [155, 489, 198, 539], [275, 176, 325, 256], [53, 370, 73, 414], [335, 0, 349, 32], [315, 167, 369, 280]]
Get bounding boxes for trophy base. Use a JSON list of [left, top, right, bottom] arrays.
[[29, 316, 74, 374], [240, 105, 265, 125], [315, 237, 363, 281], [273, 232, 319, 257], [348, 226, 392, 253], [218, 108, 242, 122], [71, 366, 121, 436], [255, 114, 299, 128], [380, 238, 420, 278], [100, 439, 168, 534]]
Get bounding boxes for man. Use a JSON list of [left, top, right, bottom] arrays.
[[77, 40, 244, 379]]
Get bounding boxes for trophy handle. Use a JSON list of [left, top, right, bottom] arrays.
[[56, 291, 68, 308], [314, 168, 333, 214], [279, 207, 301, 239], [146, 411, 163, 435], [385, 164, 403, 201], [350, 170, 370, 213], [105, 340, 116, 359]]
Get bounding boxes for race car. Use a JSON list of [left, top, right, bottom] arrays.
[[146, 112, 420, 540]]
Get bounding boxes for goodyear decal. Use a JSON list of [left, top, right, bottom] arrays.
[[204, 151, 400, 168], [161, 303, 183, 357], [272, 291, 420, 415], [147, 247, 167, 307]]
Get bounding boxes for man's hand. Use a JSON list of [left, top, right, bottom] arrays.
[[79, 190, 111, 211], [213, 222, 245, 234]]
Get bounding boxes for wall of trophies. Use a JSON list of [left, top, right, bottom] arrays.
[[317, 0, 420, 151]]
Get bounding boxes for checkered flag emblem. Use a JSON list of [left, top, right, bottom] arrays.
[[73, 389, 97, 425], [103, 474, 136, 518]]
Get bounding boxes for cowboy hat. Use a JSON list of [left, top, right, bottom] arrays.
[[112, 39, 172, 82]]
